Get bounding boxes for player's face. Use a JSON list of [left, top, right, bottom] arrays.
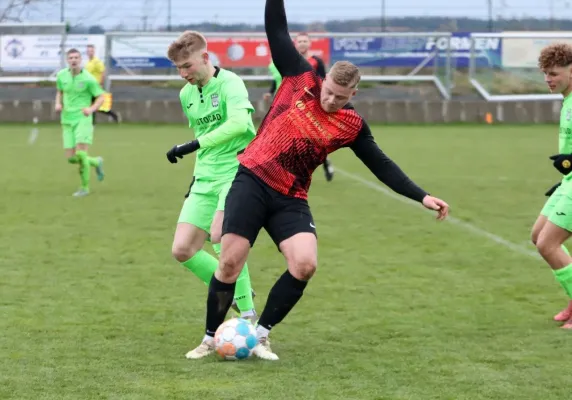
[[86, 47, 95, 58], [320, 75, 357, 113], [175, 51, 209, 85], [295, 35, 310, 55], [543, 65, 572, 94], [67, 52, 82, 69]]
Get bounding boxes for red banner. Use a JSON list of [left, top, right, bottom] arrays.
[[206, 37, 330, 68]]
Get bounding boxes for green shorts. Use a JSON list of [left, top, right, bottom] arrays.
[[177, 178, 233, 234], [541, 181, 572, 232], [62, 117, 94, 149]]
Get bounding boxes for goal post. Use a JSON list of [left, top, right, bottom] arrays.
[[103, 31, 454, 99], [469, 31, 572, 102], [0, 22, 68, 83]]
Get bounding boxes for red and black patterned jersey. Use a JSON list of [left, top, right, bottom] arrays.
[[239, 71, 364, 198], [242, 0, 428, 203]]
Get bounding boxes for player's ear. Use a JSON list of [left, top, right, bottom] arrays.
[[202, 51, 209, 64]]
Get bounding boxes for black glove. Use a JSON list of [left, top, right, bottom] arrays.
[[545, 182, 562, 197], [166, 140, 200, 163], [550, 153, 572, 175]]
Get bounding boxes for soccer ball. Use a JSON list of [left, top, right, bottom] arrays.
[[214, 317, 258, 361]]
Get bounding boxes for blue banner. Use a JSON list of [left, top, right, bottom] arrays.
[[111, 57, 174, 68], [329, 32, 502, 68]]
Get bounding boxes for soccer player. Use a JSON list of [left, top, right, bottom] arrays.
[[55, 48, 106, 197], [263, 33, 334, 182], [85, 44, 120, 124], [531, 43, 572, 328], [186, 0, 450, 360], [164, 31, 258, 358]]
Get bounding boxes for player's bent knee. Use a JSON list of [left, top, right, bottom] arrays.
[[288, 257, 317, 281], [171, 243, 200, 263], [218, 255, 244, 281]]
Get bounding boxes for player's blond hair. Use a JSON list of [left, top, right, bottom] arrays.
[[167, 30, 208, 62], [329, 61, 360, 88], [538, 43, 572, 69]]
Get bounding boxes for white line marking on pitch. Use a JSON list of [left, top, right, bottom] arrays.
[[336, 168, 541, 260]]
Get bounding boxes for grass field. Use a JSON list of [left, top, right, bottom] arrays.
[[1, 122, 570, 399]]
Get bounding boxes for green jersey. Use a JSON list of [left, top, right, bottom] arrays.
[[269, 61, 282, 91], [560, 94, 572, 154], [180, 67, 256, 179], [56, 68, 104, 124]]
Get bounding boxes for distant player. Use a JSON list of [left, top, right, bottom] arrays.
[[55, 48, 105, 197], [186, 0, 449, 360], [85, 44, 120, 124], [531, 43, 572, 328], [164, 31, 257, 358], [263, 33, 334, 182]]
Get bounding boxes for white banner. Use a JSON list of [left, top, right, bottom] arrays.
[[502, 32, 572, 68], [0, 34, 106, 71]]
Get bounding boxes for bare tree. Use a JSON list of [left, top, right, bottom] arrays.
[[0, 0, 54, 23]]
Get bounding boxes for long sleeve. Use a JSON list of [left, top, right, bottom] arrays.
[[265, 0, 312, 77], [197, 108, 251, 149], [349, 121, 428, 203]]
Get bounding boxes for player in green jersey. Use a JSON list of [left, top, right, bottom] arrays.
[[55, 48, 106, 197], [164, 31, 257, 358], [532, 43, 572, 328]]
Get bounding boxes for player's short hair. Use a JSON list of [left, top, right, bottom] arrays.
[[329, 61, 361, 88], [167, 30, 208, 62], [66, 48, 81, 56], [538, 43, 572, 69], [87, 44, 95, 49], [296, 32, 310, 38]]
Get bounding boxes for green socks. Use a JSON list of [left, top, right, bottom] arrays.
[[181, 250, 218, 285], [212, 243, 255, 313], [74, 150, 100, 191], [554, 263, 572, 299], [180, 244, 255, 313]]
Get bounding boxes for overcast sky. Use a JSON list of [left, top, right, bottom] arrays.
[[13, 0, 572, 29]]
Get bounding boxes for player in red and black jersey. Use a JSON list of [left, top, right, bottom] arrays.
[[187, 0, 450, 360], [264, 32, 335, 182]]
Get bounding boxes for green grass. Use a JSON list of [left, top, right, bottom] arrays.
[[0, 123, 569, 399]]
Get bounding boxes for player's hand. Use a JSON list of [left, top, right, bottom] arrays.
[[422, 195, 449, 221], [545, 182, 562, 197], [55, 103, 62, 112], [550, 154, 572, 175], [166, 140, 200, 163], [82, 107, 94, 116]]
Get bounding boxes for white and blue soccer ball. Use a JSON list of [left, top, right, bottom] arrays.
[[214, 317, 258, 361]]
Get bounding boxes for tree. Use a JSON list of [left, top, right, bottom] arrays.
[[0, 0, 54, 23]]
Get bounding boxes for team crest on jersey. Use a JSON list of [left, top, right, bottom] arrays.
[[567, 108, 571, 121], [77, 82, 85, 89], [211, 93, 219, 108]]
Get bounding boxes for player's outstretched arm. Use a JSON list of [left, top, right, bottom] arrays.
[[349, 121, 449, 220], [265, 0, 312, 76]]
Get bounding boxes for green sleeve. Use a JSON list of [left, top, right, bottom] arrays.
[[269, 62, 282, 88], [222, 75, 255, 113], [88, 78, 105, 97], [197, 108, 250, 149], [56, 74, 63, 91]]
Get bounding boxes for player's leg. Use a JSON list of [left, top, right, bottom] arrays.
[[534, 187, 572, 321], [253, 196, 318, 360], [211, 181, 256, 321], [323, 157, 334, 182], [186, 169, 268, 359], [173, 183, 219, 284], [536, 191, 572, 328], [74, 118, 104, 195]]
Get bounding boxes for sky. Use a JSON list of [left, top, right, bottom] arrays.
[[10, 0, 572, 29]]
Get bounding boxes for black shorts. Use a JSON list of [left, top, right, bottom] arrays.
[[222, 166, 317, 248]]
